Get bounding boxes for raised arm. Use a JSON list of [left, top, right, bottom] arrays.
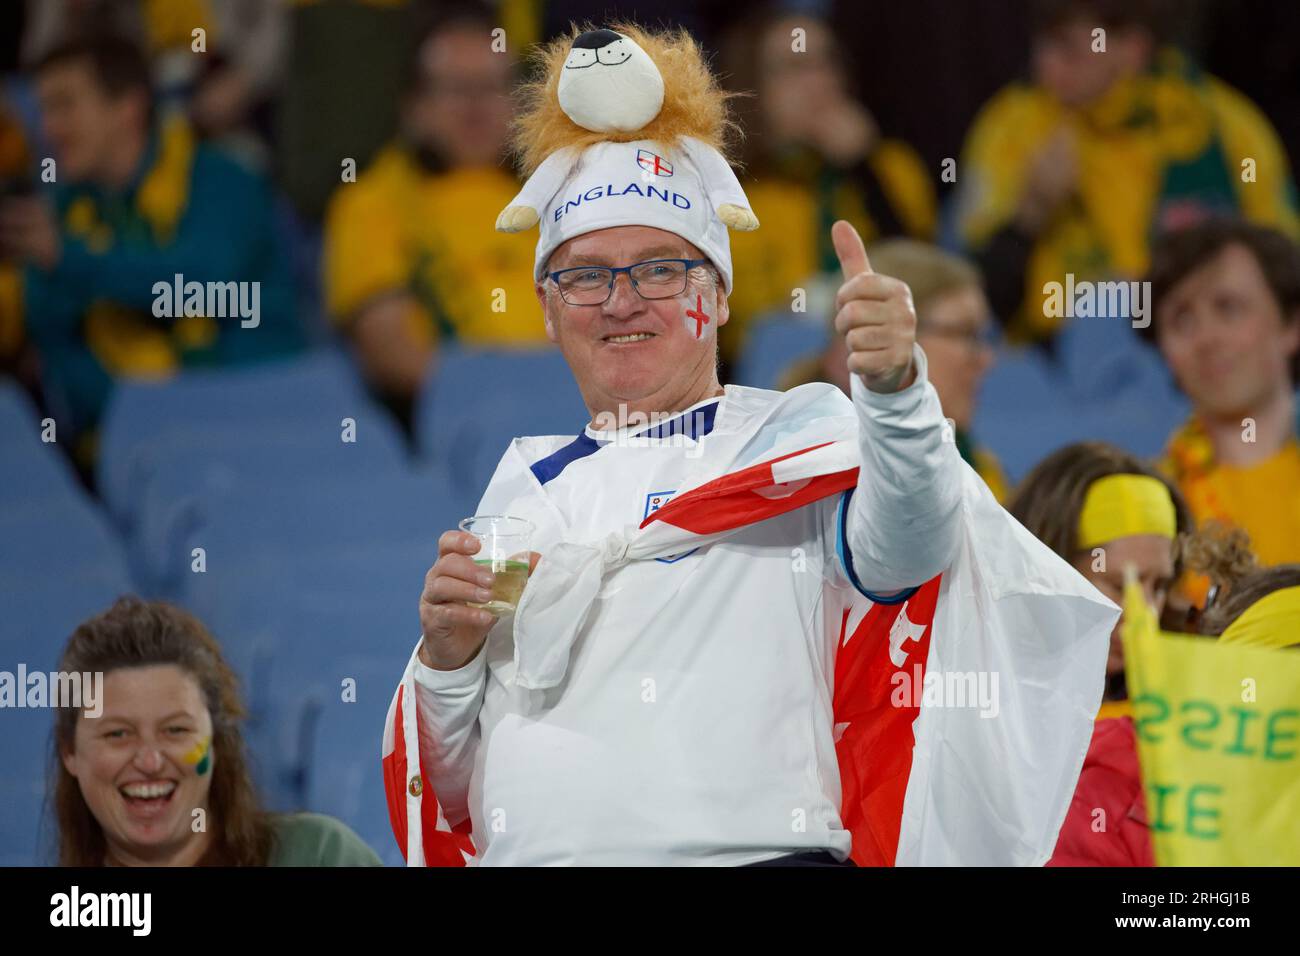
[[831, 220, 963, 592]]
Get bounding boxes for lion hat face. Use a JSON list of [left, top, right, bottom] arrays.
[[497, 23, 759, 289], [557, 29, 665, 133]]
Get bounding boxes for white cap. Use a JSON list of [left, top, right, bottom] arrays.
[[533, 139, 736, 292]]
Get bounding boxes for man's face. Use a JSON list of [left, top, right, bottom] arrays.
[[1032, 21, 1148, 108], [37, 60, 144, 182], [405, 27, 512, 168], [1071, 533, 1174, 677], [536, 225, 729, 413], [916, 286, 995, 431], [1156, 243, 1300, 418], [63, 665, 214, 863]]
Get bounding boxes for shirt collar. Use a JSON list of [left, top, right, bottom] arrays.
[[584, 391, 724, 444]]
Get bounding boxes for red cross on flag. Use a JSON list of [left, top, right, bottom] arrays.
[[636, 149, 674, 177]]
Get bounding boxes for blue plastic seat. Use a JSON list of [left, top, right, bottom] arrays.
[[1056, 313, 1172, 405], [97, 349, 374, 525], [734, 313, 829, 390], [0, 493, 134, 658], [0, 774, 52, 865], [0, 379, 85, 507], [158, 467, 466, 605], [127, 416, 410, 595], [414, 346, 588, 498], [302, 655, 409, 865]]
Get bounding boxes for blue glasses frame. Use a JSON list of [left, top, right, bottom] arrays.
[[547, 258, 712, 305]]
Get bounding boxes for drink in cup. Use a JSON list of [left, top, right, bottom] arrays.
[[459, 515, 534, 614]]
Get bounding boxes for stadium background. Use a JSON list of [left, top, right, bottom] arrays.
[[1, 0, 1297, 866]]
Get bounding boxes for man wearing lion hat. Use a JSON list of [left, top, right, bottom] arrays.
[[381, 23, 1118, 867]]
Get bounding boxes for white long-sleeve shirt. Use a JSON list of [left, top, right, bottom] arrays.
[[411, 344, 962, 865]]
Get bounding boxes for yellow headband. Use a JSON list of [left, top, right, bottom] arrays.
[[1219, 586, 1300, 650], [1077, 474, 1177, 551]]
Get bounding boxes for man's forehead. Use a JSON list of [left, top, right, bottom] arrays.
[[550, 226, 703, 267]]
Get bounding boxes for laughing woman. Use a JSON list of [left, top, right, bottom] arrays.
[[51, 597, 380, 866]]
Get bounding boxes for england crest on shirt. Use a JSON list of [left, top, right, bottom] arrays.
[[644, 490, 698, 563]]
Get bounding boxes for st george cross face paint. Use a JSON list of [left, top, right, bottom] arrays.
[[684, 293, 711, 340]]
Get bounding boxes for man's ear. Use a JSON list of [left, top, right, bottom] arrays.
[[713, 282, 730, 330]]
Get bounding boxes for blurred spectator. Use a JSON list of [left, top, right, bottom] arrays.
[[52, 597, 381, 866], [956, 0, 1300, 343], [27, 1, 289, 171], [1010, 441, 1190, 867], [720, 8, 937, 366], [323, 10, 541, 425], [0, 35, 302, 471], [1200, 563, 1300, 648], [1141, 219, 1300, 567], [187, 1, 289, 171], [23, 0, 219, 104], [1009, 442, 1193, 704], [781, 239, 1008, 500]]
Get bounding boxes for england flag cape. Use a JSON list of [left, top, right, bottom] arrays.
[[382, 383, 1118, 866]]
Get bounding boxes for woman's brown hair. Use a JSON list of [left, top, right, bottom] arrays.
[[51, 597, 274, 866], [1009, 441, 1193, 571], [1197, 564, 1300, 639]]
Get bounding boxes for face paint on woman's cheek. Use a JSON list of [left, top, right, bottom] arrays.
[[183, 735, 211, 776], [682, 291, 712, 341]]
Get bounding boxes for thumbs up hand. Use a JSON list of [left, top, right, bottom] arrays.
[[831, 220, 917, 393]]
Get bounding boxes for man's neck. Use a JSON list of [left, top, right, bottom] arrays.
[[99, 127, 150, 191], [1200, 386, 1296, 467], [586, 379, 725, 432]]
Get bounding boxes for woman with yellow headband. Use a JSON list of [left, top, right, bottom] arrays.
[[1011, 442, 1192, 867], [1011, 442, 1193, 704]]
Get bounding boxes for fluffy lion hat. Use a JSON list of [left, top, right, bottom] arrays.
[[495, 23, 759, 292], [509, 21, 742, 177]]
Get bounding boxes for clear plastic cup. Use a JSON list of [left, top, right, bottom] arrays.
[[459, 515, 534, 615]]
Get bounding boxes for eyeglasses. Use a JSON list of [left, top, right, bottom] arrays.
[[547, 258, 712, 306], [916, 320, 1001, 352]]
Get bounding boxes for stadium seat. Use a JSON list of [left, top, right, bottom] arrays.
[[158, 466, 467, 605], [0, 379, 85, 507], [733, 313, 828, 390], [97, 349, 375, 526], [127, 416, 409, 596], [414, 346, 589, 498], [0, 641, 73, 865], [302, 655, 409, 865], [0, 755, 53, 865], [1056, 314, 1171, 404], [972, 346, 1075, 483]]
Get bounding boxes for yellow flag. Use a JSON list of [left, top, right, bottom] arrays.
[[1121, 572, 1300, 865]]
